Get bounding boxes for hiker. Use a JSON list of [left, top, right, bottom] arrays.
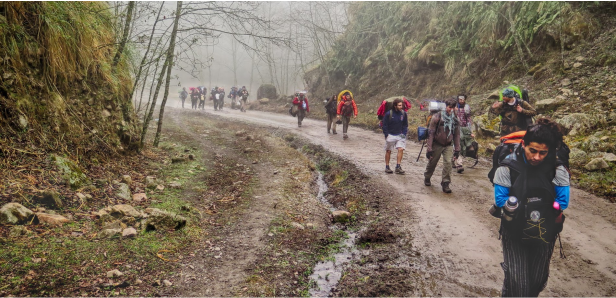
[[336, 92, 358, 139], [190, 87, 199, 110], [198, 86, 206, 110], [491, 118, 570, 297], [239, 86, 249, 112], [383, 98, 408, 174], [324, 95, 338, 134], [491, 88, 537, 136], [179, 87, 188, 108], [453, 94, 474, 173], [424, 98, 461, 193], [218, 87, 226, 110], [211, 86, 219, 110], [292, 92, 310, 127], [377, 97, 412, 127]]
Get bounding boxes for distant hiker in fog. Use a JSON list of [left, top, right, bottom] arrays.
[[218, 87, 226, 110], [491, 118, 569, 297], [424, 98, 460, 193], [239, 86, 249, 113], [454, 94, 473, 173], [336, 92, 358, 140], [198, 86, 206, 110], [180, 87, 188, 109], [491, 88, 537, 136], [190, 87, 199, 110], [293, 92, 310, 127], [382, 98, 408, 174], [324, 95, 338, 134]]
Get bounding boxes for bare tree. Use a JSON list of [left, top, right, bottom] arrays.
[[112, 1, 135, 68]]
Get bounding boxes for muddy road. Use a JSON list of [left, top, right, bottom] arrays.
[[168, 102, 616, 296]]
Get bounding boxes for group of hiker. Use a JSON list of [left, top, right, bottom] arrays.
[[178, 85, 249, 112], [291, 90, 358, 140], [296, 86, 567, 297]]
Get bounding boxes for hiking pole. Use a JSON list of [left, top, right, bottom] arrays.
[[416, 140, 426, 162]]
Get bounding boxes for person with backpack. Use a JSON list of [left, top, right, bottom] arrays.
[[336, 92, 358, 139], [218, 87, 226, 110], [324, 95, 338, 134], [377, 97, 412, 127], [424, 98, 461, 193], [383, 98, 408, 174], [180, 87, 188, 108], [292, 92, 310, 127], [491, 88, 536, 136], [190, 87, 199, 110], [453, 94, 474, 173], [239, 86, 249, 113], [490, 118, 570, 297]]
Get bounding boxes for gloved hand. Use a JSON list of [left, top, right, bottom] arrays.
[[426, 151, 434, 160], [453, 151, 460, 159], [384, 134, 388, 139]]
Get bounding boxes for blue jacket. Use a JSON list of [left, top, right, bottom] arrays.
[[383, 109, 408, 137]]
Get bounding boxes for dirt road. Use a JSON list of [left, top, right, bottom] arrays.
[[169, 102, 616, 296]]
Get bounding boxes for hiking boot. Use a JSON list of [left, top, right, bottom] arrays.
[[327, 130, 331, 134], [395, 166, 405, 174], [332, 131, 337, 135], [385, 167, 393, 174], [442, 183, 452, 193], [343, 133, 348, 139], [424, 178, 431, 186], [456, 166, 464, 174]]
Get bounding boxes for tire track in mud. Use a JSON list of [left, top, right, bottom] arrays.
[[167, 102, 616, 296]]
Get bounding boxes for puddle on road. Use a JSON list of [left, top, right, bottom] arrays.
[[309, 172, 359, 297]]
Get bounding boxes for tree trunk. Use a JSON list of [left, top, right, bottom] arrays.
[[139, 56, 169, 149], [112, 1, 135, 68], [153, 1, 182, 147], [130, 2, 164, 106]]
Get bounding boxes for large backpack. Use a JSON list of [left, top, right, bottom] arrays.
[[488, 131, 570, 184], [341, 100, 354, 117]]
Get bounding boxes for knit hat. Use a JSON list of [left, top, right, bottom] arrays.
[[502, 88, 515, 98]]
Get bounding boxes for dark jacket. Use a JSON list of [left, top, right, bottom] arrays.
[[324, 98, 337, 115], [491, 99, 536, 127], [427, 112, 461, 152], [382, 109, 408, 137]]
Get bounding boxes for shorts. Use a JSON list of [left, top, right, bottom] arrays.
[[385, 134, 406, 151]]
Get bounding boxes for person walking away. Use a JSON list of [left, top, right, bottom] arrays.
[[336, 92, 358, 139], [424, 98, 461, 193], [454, 94, 474, 173], [324, 95, 338, 134], [180, 87, 188, 108], [198, 87, 206, 110], [292, 92, 310, 127], [383, 98, 408, 174], [491, 88, 537, 136], [211, 86, 219, 110], [491, 118, 570, 297]]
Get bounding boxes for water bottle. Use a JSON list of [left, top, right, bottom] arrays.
[[502, 196, 518, 221]]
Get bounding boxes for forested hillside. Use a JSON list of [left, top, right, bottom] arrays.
[[305, 2, 616, 199], [0, 2, 139, 159]]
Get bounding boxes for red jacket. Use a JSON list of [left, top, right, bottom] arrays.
[[293, 96, 309, 112]]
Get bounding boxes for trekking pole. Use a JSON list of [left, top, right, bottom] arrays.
[[416, 140, 426, 162]]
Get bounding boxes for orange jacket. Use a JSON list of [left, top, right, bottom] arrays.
[[337, 97, 358, 116]]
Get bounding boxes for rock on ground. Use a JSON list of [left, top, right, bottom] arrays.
[[585, 158, 609, 171], [115, 183, 131, 201], [122, 227, 138, 237], [145, 176, 157, 189], [163, 279, 173, 287], [107, 269, 123, 278], [9, 225, 29, 237], [33, 190, 63, 209], [36, 213, 70, 226], [132, 193, 147, 202], [121, 175, 132, 185], [99, 228, 122, 239], [0, 203, 34, 225], [144, 208, 187, 231], [332, 210, 351, 223]]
